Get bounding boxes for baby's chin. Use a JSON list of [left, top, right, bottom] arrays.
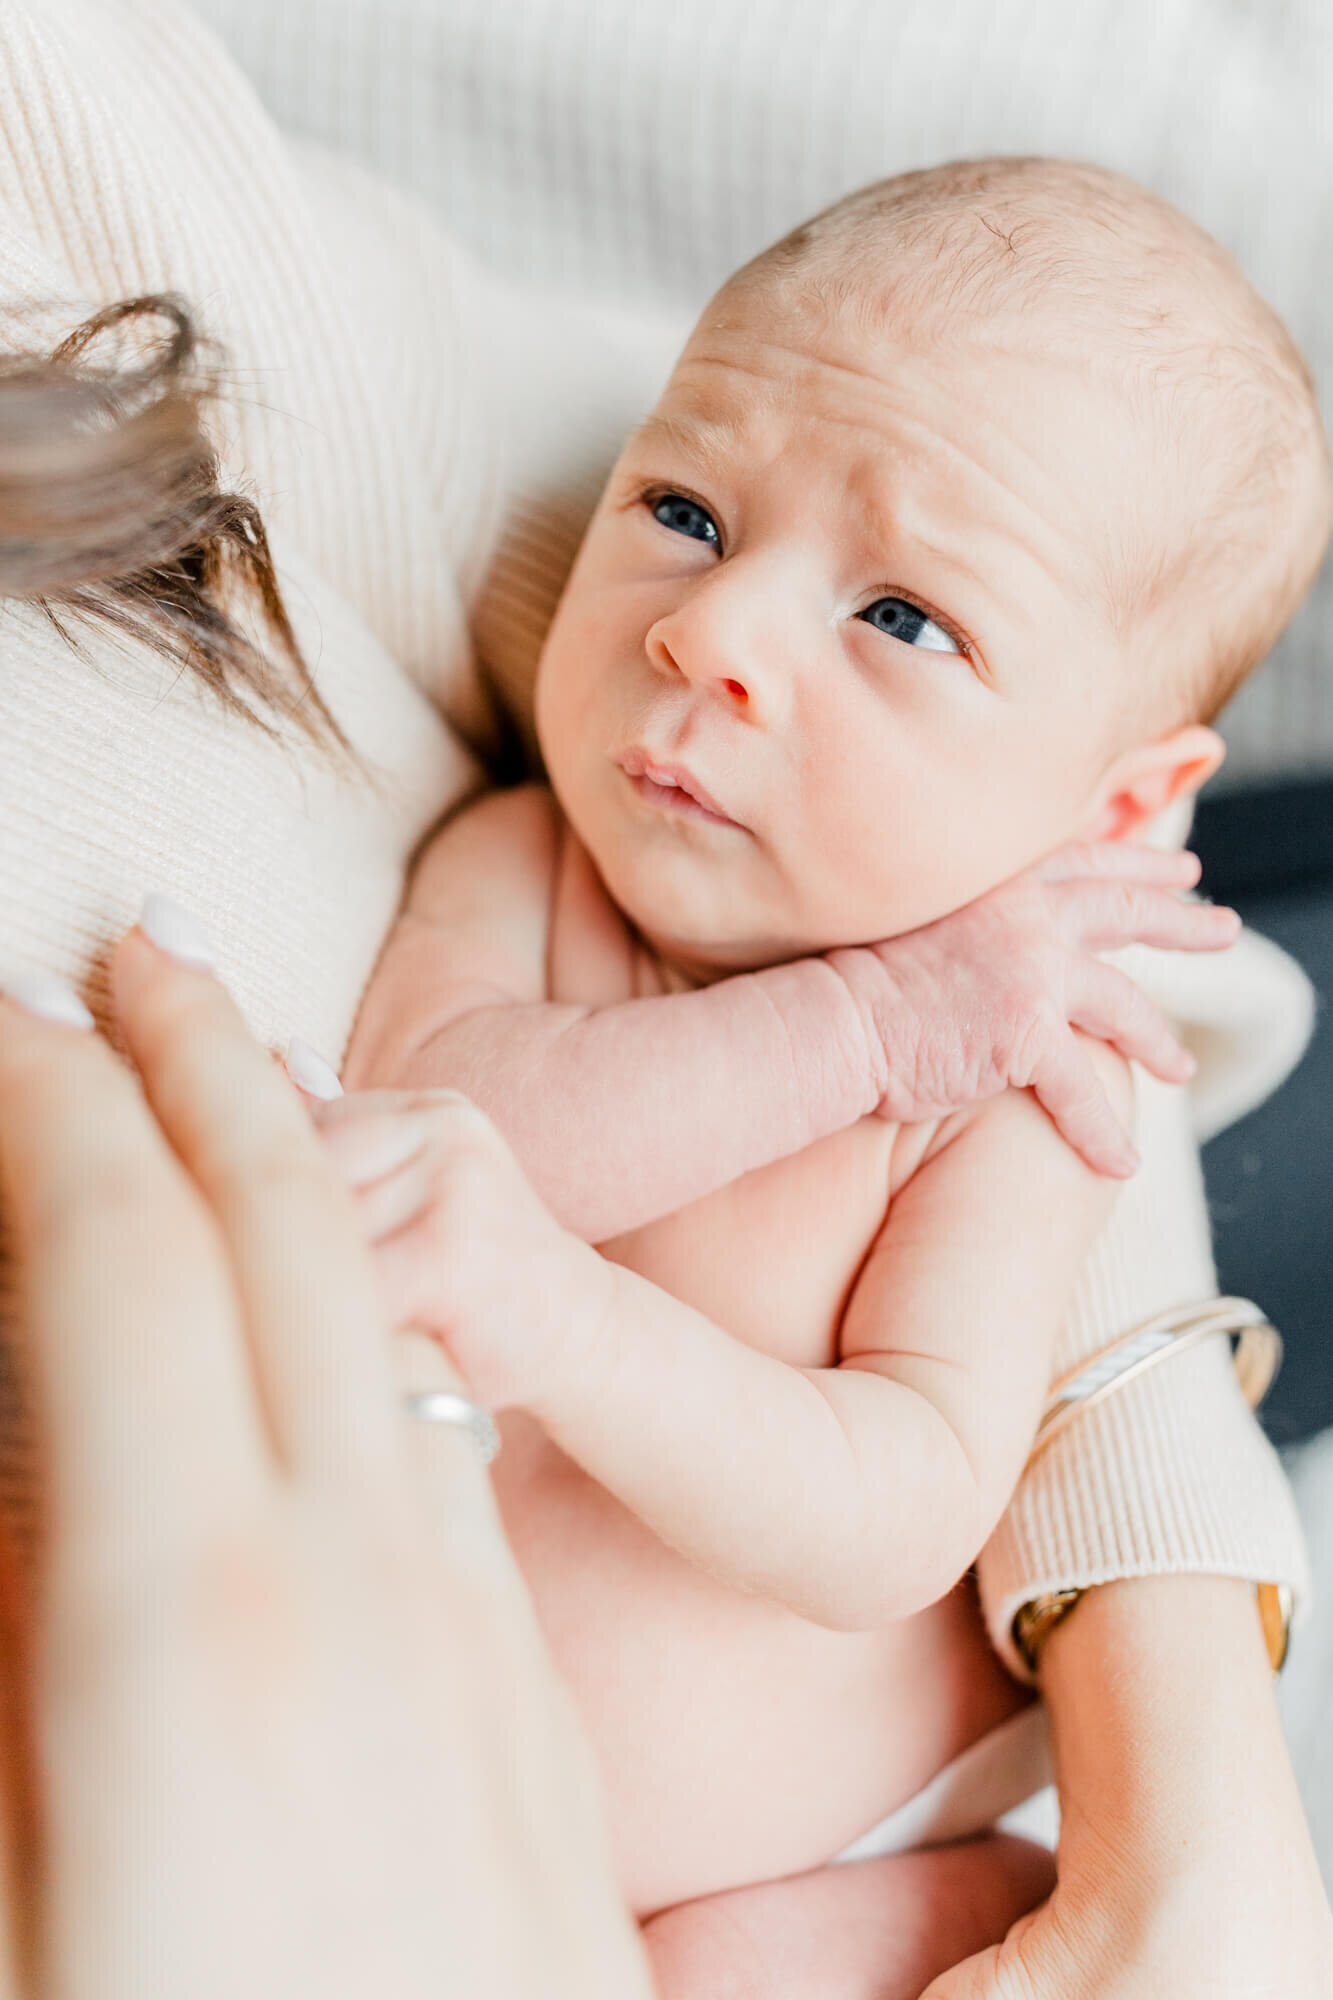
[[603, 878, 802, 983], [578, 809, 926, 976], [629, 911, 799, 986], [618, 885, 879, 986]]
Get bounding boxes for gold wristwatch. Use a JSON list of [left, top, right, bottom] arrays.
[[1013, 1579, 1293, 1678]]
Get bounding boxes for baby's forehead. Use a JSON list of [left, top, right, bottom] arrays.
[[657, 289, 1148, 545], [688, 221, 1289, 533]]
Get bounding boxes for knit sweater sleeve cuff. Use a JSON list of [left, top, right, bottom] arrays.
[[978, 1068, 1311, 1682]]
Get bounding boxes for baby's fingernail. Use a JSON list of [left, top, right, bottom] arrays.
[[285, 1035, 344, 1099], [1178, 1048, 1198, 1078], [139, 892, 216, 970], [1, 972, 95, 1030]]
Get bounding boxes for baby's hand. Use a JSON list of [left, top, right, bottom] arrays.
[[302, 1089, 599, 1411], [834, 842, 1239, 1177]]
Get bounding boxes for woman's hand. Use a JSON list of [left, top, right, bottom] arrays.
[[0, 913, 650, 2000], [920, 1577, 1333, 2000]]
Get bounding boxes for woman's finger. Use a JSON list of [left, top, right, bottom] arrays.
[[283, 1035, 343, 1102], [391, 1327, 514, 1572], [109, 909, 400, 1483], [0, 987, 266, 1554]]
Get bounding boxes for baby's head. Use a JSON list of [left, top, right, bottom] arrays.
[[535, 158, 1330, 977]]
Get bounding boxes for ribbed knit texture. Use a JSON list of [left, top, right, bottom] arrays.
[[0, 0, 1314, 1674], [197, 0, 1333, 788], [981, 1069, 1309, 1676], [0, 0, 483, 1533]]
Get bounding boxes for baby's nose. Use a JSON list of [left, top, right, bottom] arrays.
[[645, 624, 753, 709]]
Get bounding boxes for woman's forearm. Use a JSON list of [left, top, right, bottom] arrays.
[[1041, 1576, 1320, 1891]]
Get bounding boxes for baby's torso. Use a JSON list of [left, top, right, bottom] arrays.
[[491, 822, 1027, 1914]]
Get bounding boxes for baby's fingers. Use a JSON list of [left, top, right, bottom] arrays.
[[1034, 841, 1202, 887], [307, 1096, 432, 1191], [350, 1155, 436, 1245], [1068, 960, 1196, 1085], [1028, 1034, 1139, 1178], [1053, 880, 1240, 953]]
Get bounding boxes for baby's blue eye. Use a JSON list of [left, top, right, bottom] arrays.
[[652, 493, 721, 549], [859, 596, 960, 654]]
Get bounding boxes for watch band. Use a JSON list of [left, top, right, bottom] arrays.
[[1012, 1578, 1293, 1678]]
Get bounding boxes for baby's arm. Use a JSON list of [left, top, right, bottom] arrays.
[[533, 1048, 1130, 1624], [341, 784, 887, 1241], [359, 1045, 1130, 1627], [339, 784, 1232, 1243]]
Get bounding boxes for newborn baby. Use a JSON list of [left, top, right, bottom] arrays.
[[325, 158, 1330, 1983]]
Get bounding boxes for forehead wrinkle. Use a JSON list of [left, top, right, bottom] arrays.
[[673, 338, 1095, 606], [853, 474, 1061, 634], [834, 381, 1092, 608]]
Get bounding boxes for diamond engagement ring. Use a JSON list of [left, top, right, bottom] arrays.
[[401, 1390, 501, 1464]]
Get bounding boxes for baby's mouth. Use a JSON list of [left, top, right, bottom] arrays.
[[618, 749, 741, 829]]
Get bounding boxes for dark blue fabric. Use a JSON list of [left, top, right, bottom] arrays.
[[1196, 783, 1333, 1445]]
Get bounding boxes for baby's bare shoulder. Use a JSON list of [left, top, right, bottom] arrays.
[[406, 782, 561, 919], [406, 781, 646, 1010]]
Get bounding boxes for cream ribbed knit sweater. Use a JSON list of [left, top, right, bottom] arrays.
[[0, 0, 1309, 1677]]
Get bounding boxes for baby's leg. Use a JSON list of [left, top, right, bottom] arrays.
[[641, 1836, 1053, 2000]]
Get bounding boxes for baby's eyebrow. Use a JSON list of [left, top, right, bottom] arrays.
[[629, 410, 745, 471], [858, 474, 1064, 636]]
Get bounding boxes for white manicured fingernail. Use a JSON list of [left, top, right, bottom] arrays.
[[1, 972, 95, 1029], [139, 892, 216, 970], [285, 1035, 344, 1099]]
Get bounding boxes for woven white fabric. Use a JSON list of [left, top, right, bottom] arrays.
[[195, 0, 1333, 786]]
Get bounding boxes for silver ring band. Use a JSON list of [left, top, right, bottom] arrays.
[[401, 1390, 501, 1464]]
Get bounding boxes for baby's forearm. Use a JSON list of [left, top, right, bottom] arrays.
[[358, 956, 884, 1242], [539, 1252, 987, 1626]]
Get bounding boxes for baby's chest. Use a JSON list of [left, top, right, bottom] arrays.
[[545, 832, 907, 1363], [599, 1119, 897, 1368]]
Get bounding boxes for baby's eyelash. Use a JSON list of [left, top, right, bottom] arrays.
[[637, 481, 718, 517]]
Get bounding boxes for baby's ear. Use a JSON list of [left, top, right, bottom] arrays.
[[1080, 725, 1226, 842]]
